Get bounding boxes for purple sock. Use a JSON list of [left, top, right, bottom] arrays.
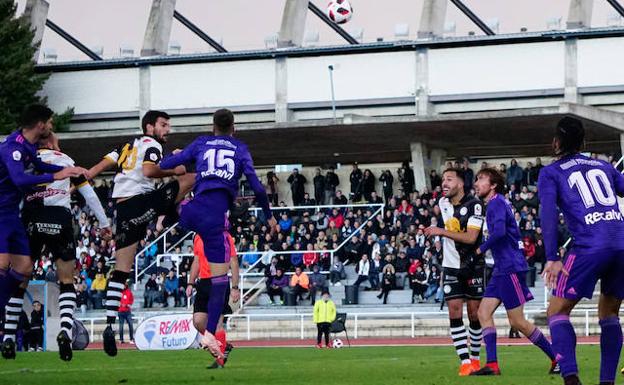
[[528, 327, 556, 361], [0, 269, 25, 310], [205, 275, 229, 335], [549, 314, 578, 377], [599, 316, 622, 384], [483, 327, 498, 363]]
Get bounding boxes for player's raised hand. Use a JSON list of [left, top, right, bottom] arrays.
[[424, 226, 444, 238], [186, 284, 194, 298], [230, 287, 240, 303], [100, 226, 112, 241], [174, 165, 186, 176], [542, 260, 567, 289], [267, 216, 278, 233], [54, 166, 86, 180]]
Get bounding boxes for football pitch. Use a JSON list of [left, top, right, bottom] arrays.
[[0, 345, 607, 385]]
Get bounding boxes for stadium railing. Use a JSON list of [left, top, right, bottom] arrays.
[[76, 307, 604, 342]]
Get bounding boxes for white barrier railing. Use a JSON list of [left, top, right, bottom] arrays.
[[78, 307, 605, 342]]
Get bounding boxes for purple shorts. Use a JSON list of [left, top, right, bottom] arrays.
[[180, 189, 231, 264], [553, 249, 624, 300], [484, 271, 533, 310], [0, 213, 30, 256]]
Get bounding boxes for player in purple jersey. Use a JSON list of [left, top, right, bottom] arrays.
[[471, 168, 557, 376], [159, 109, 276, 358], [540, 117, 624, 385], [0, 105, 86, 359]]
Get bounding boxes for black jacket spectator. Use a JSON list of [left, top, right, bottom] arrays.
[[287, 169, 307, 206], [350, 165, 363, 201], [379, 170, 394, 202], [313, 169, 325, 205]]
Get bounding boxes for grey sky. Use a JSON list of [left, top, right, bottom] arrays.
[[15, 0, 621, 62]]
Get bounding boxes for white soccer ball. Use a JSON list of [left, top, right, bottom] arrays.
[[332, 338, 344, 348], [326, 0, 353, 25]]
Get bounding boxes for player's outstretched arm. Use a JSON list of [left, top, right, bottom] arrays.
[[88, 158, 116, 180], [143, 162, 185, 179], [424, 225, 480, 245], [186, 255, 199, 298], [77, 181, 111, 229], [230, 251, 241, 303]]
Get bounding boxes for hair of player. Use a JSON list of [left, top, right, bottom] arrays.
[[213, 109, 234, 135], [555, 116, 584, 155], [19, 104, 54, 128], [476, 168, 505, 194], [141, 110, 170, 134], [442, 167, 465, 183]]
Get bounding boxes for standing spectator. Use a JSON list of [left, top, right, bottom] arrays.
[[394, 251, 410, 289], [287, 168, 307, 206], [361, 169, 376, 202], [398, 161, 415, 197], [379, 170, 394, 203], [163, 270, 179, 308], [349, 163, 363, 202], [523, 161, 539, 187], [118, 281, 135, 344], [330, 259, 346, 286], [313, 168, 325, 205], [144, 273, 159, 308], [267, 269, 288, 305], [313, 289, 336, 348], [266, 171, 280, 206], [353, 255, 370, 287], [534, 239, 546, 273], [506, 159, 524, 190], [523, 236, 536, 266], [308, 265, 327, 306], [289, 266, 310, 302], [324, 167, 340, 205], [429, 170, 442, 191], [462, 159, 474, 194], [369, 254, 382, 290], [29, 302, 44, 351]]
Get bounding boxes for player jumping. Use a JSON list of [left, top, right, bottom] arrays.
[[159, 109, 276, 359], [540, 117, 624, 385], [88, 110, 194, 357], [187, 230, 240, 368], [0, 105, 86, 359], [424, 168, 484, 376], [471, 167, 558, 376]]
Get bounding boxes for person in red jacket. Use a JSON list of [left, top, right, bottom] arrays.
[[118, 281, 134, 344], [523, 237, 536, 266]]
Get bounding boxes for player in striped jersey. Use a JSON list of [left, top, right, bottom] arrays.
[[187, 228, 239, 368], [88, 110, 194, 357]]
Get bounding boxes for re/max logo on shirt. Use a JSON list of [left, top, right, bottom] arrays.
[[200, 169, 234, 180], [584, 209, 624, 225]]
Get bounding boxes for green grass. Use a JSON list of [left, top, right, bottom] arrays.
[[0, 345, 610, 385]]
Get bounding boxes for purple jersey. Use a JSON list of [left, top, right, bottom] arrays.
[[0, 130, 62, 215], [480, 194, 527, 275], [160, 135, 272, 219], [538, 153, 624, 261]]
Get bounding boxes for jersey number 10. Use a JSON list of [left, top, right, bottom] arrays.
[[568, 169, 616, 208]]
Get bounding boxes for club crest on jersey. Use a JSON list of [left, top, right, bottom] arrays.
[[473, 204, 482, 216], [12, 151, 21, 161], [459, 207, 468, 216]]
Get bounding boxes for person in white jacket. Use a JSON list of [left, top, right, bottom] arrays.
[[353, 254, 370, 287]]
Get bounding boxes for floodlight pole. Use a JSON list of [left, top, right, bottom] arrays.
[[328, 65, 337, 121]]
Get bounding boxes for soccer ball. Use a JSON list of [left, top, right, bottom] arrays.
[[332, 338, 344, 348], [326, 0, 353, 25]]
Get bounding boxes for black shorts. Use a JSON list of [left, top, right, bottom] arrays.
[[442, 266, 486, 301], [114, 181, 180, 248], [23, 206, 75, 262], [193, 279, 232, 315]]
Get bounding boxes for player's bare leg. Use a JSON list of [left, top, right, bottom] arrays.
[[466, 299, 483, 370], [548, 296, 580, 385], [56, 259, 78, 361], [102, 242, 137, 357], [2, 254, 31, 360], [598, 294, 622, 385]]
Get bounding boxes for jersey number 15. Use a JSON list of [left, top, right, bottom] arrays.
[[568, 169, 616, 208], [203, 149, 235, 175]]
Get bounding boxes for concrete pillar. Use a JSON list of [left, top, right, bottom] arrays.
[[415, 48, 433, 116], [566, 0, 593, 29], [411, 142, 430, 192], [139, 66, 151, 119], [275, 57, 291, 122], [22, 0, 49, 62], [620, 133, 624, 160], [141, 0, 177, 57], [564, 38, 580, 104], [418, 0, 448, 38], [278, 0, 309, 48], [430, 148, 447, 174]]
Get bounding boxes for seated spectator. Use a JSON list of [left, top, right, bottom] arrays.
[[177, 271, 188, 307], [377, 264, 396, 304], [144, 273, 159, 308], [76, 283, 88, 314], [334, 190, 348, 205], [424, 265, 441, 302], [353, 254, 370, 288], [308, 265, 327, 306], [33, 266, 45, 281], [330, 259, 346, 286], [267, 268, 289, 305], [344, 236, 361, 265], [289, 266, 310, 302], [290, 243, 304, 268], [264, 257, 279, 284], [523, 236, 536, 266], [410, 265, 428, 303], [278, 213, 292, 233], [163, 270, 179, 308], [394, 251, 409, 289], [242, 244, 261, 269], [90, 273, 107, 309], [303, 243, 318, 270], [329, 208, 344, 228]]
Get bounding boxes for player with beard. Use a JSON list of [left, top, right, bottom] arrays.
[[424, 168, 484, 376], [88, 110, 194, 357]]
